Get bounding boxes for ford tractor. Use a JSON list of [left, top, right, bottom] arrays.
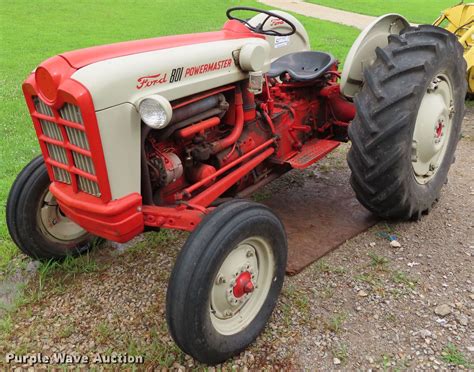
[[6, 7, 466, 364]]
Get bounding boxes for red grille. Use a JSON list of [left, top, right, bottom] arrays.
[[32, 96, 101, 197]]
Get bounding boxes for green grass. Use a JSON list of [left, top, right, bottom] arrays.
[[0, 1, 359, 271], [332, 342, 349, 364], [368, 252, 389, 269], [325, 312, 347, 333], [307, 0, 458, 24], [441, 343, 473, 368]]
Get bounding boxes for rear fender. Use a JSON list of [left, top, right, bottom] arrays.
[[247, 10, 311, 61]]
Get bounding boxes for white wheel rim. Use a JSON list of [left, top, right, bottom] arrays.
[[210, 236, 275, 336], [412, 74, 454, 184], [37, 190, 88, 242]]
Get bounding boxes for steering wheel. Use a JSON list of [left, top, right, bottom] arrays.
[[226, 7, 297, 37]]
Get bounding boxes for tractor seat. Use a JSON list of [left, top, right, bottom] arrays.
[[267, 51, 336, 81]]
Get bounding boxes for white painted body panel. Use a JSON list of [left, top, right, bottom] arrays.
[[71, 38, 271, 111], [95, 103, 141, 199]]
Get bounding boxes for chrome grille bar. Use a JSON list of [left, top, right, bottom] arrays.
[[52, 166, 71, 184], [46, 143, 68, 164], [32, 97, 100, 198], [40, 119, 63, 141], [60, 103, 84, 124], [65, 127, 90, 150], [33, 96, 53, 117], [72, 151, 95, 174], [78, 175, 100, 197]]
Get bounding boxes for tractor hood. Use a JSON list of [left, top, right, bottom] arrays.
[[60, 21, 262, 70], [29, 13, 311, 112], [62, 20, 271, 111]]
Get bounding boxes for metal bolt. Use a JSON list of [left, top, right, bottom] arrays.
[[246, 250, 254, 257], [224, 310, 232, 317], [428, 77, 441, 92], [411, 140, 418, 162], [51, 219, 57, 225], [215, 274, 226, 285], [449, 102, 455, 118]]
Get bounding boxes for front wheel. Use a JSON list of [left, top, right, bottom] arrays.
[[347, 25, 467, 220], [166, 200, 287, 364], [6, 156, 95, 260]]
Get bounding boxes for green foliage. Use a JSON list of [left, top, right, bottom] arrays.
[[392, 270, 417, 288], [37, 253, 102, 292], [307, 0, 457, 24], [325, 312, 347, 333], [0, 313, 13, 335], [368, 252, 389, 268], [441, 343, 473, 368], [332, 342, 349, 363]]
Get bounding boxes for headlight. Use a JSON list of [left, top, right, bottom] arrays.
[[35, 66, 59, 102], [138, 95, 172, 129]]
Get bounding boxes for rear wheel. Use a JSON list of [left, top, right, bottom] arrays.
[[347, 25, 467, 219], [166, 200, 287, 364], [6, 156, 95, 260]]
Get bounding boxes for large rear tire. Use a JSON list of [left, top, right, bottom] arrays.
[[166, 200, 287, 364], [347, 25, 467, 220], [6, 156, 95, 260]]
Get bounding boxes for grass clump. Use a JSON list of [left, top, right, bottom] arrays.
[[325, 312, 347, 333], [441, 343, 473, 368], [368, 252, 389, 269]]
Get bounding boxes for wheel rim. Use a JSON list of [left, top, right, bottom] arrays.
[[37, 190, 88, 242], [412, 74, 454, 184], [210, 236, 275, 336]]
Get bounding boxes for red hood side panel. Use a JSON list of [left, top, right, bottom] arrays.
[[60, 20, 262, 69]]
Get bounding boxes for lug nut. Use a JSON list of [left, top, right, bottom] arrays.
[[215, 274, 226, 285], [246, 250, 254, 257]]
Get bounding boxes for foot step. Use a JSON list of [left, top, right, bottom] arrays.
[[286, 139, 340, 169]]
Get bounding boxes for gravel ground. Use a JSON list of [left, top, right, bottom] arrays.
[[1, 109, 473, 370]]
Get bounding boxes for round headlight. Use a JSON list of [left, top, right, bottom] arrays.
[[138, 95, 172, 129], [35, 66, 58, 102]]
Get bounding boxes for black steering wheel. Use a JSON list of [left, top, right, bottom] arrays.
[[226, 7, 297, 37]]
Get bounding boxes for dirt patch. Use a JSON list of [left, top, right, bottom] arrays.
[[1, 110, 473, 370], [263, 147, 377, 274]]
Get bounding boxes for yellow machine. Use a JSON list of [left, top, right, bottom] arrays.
[[434, 3, 474, 92]]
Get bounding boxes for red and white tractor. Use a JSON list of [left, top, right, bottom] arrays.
[[7, 7, 466, 364]]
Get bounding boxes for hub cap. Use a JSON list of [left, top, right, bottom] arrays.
[[37, 190, 88, 242], [210, 236, 275, 335], [412, 74, 454, 184]]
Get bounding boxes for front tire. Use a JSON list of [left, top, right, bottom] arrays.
[[166, 200, 287, 364], [6, 156, 95, 260], [347, 25, 467, 219]]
